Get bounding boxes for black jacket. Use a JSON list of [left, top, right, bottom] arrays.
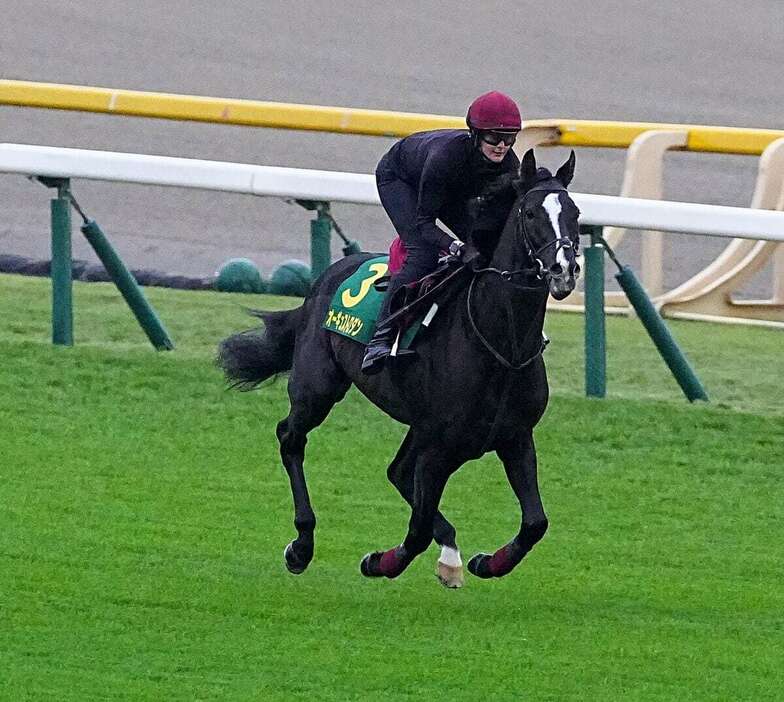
[[381, 129, 519, 250]]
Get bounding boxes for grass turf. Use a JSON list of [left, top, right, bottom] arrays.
[[1, 274, 782, 700]]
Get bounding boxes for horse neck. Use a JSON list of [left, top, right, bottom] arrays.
[[488, 197, 528, 272], [469, 204, 549, 358]]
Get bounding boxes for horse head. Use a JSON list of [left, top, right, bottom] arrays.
[[513, 149, 581, 300]]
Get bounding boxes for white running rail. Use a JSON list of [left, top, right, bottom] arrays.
[[2, 143, 784, 242]]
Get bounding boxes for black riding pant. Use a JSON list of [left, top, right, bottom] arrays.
[[375, 157, 443, 322]]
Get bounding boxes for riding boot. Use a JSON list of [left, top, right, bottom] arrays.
[[361, 276, 405, 375], [360, 323, 395, 375]]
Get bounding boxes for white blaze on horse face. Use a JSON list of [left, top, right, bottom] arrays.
[[543, 193, 570, 273]]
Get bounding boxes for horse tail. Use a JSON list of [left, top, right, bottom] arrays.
[[217, 307, 303, 390]]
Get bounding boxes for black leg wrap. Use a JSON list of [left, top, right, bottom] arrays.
[[360, 551, 385, 577], [284, 541, 311, 575], [467, 553, 494, 579]]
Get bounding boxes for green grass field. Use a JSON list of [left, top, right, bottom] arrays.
[[1, 274, 782, 701]]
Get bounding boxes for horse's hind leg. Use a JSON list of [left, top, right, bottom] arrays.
[[386, 430, 464, 588], [277, 355, 350, 575]]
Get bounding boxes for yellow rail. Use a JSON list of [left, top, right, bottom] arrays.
[[0, 80, 461, 137], [2, 79, 783, 155], [527, 119, 784, 155]]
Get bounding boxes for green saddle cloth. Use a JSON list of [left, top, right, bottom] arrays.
[[322, 256, 425, 347]]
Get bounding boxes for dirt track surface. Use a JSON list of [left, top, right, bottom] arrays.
[[2, 1, 782, 290]]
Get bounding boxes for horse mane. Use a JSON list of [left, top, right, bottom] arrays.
[[478, 166, 555, 200], [471, 167, 561, 258], [479, 172, 518, 200]]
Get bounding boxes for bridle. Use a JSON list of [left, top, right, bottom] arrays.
[[518, 184, 579, 281], [466, 184, 578, 371], [472, 184, 579, 286]]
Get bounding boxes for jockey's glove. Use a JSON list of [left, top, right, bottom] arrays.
[[448, 239, 465, 257], [444, 240, 483, 268]]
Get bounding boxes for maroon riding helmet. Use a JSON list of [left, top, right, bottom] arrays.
[[466, 91, 522, 132]]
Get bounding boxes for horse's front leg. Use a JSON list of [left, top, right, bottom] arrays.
[[468, 430, 549, 579], [361, 447, 451, 580]]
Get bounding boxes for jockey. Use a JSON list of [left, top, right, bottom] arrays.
[[361, 90, 522, 375]]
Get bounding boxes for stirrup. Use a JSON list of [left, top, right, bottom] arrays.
[[361, 344, 391, 375], [389, 329, 415, 360]]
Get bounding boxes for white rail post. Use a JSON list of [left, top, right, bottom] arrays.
[[603, 130, 688, 298]]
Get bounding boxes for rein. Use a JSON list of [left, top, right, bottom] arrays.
[[471, 264, 545, 290], [468, 264, 545, 454], [466, 271, 546, 371], [464, 184, 570, 371]]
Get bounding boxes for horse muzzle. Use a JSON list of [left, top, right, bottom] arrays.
[[546, 264, 579, 300]]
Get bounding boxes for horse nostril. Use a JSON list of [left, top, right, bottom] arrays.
[[573, 263, 581, 276], [549, 263, 563, 276]]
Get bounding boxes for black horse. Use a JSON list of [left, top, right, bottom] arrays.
[[218, 149, 580, 587]]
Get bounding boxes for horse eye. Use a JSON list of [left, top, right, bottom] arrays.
[[525, 209, 534, 219]]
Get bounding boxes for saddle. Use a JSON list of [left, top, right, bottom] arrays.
[[376, 258, 470, 333], [321, 255, 470, 348]]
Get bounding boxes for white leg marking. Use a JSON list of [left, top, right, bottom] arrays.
[[439, 545, 462, 567]]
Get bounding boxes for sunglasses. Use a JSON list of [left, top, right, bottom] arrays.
[[481, 131, 518, 146]]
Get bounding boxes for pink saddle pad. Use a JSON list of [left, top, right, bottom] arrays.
[[388, 236, 407, 275]]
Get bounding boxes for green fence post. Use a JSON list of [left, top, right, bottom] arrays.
[[293, 198, 360, 266], [50, 179, 73, 346], [614, 265, 708, 402], [80, 219, 174, 350], [310, 203, 332, 280], [583, 224, 606, 398]]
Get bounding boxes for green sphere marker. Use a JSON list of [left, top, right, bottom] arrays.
[[268, 260, 312, 297], [215, 258, 265, 294]]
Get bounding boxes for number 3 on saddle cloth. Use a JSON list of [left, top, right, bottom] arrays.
[[321, 237, 447, 353]]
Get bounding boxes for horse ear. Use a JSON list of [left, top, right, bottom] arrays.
[[555, 150, 576, 188], [518, 149, 537, 189]]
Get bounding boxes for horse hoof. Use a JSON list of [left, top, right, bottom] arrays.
[[467, 553, 494, 579], [284, 542, 309, 575], [360, 552, 383, 578], [436, 561, 464, 589]]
